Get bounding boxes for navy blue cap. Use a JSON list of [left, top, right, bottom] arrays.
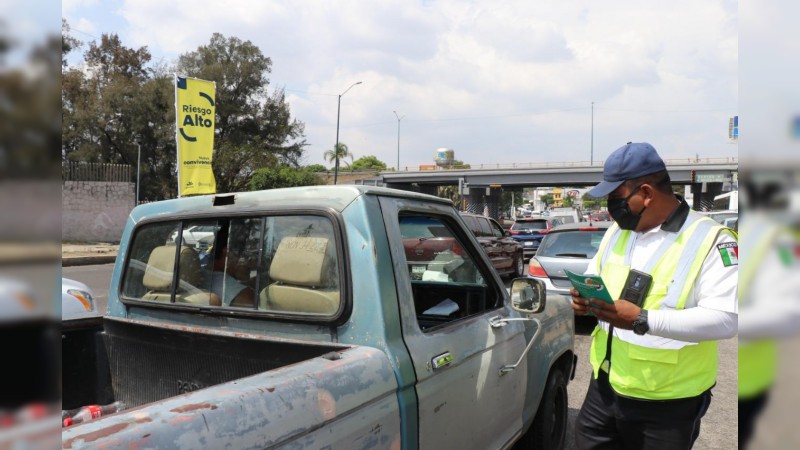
[[587, 142, 667, 198]]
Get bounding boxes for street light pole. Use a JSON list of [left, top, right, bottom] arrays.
[[334, 81, 362, 185], [393, 111, 405, 171], [136, 140, 141, 205]]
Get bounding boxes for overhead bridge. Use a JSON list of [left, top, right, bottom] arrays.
[[353, 157, 738, 216], [374, 158, 738, 189]]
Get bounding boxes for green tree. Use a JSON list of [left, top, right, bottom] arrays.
[[248, 166, 322, 190], [563, 194, 574, 207], [540, 193, 554, 207], [351, 155, 387, 171], [61, 31, 179, 201], [323, 142, 352, 169], [305, 164, 328, 172], [62, 32, 153, 164], [62, 19, 81, 67], [178, 33, 307, 193], [1, 30, 61, 178], [437, 185, 459, 208]]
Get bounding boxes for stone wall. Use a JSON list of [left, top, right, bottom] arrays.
[[62, 181, 135, 243]]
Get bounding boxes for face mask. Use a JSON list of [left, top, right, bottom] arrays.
[[608, 185, 647, 231]]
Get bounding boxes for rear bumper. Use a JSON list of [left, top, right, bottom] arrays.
[[515, 240, 541, 257]]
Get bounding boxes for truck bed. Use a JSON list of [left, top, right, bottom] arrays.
[[62, 317, 344, 412]]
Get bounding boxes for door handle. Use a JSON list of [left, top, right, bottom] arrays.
[[431, 352, 454, 370], [499, 318, 542, 376]]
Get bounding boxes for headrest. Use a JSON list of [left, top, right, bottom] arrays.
[[269, 236, 333, 287], [142, 245, 200, 290]]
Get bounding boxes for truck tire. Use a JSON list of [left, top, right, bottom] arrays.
[[517, 369, 568, 450], [513, 252, 525, 278]]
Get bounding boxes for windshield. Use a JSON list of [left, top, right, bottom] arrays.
[[511, 220, 547, 231], [536, 229, 606, 258]]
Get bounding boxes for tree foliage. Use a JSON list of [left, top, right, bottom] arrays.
[[248, 166, 322, 191], [1, 29, 62, 178], [305, 164, 328, 172], [61, 25, 308, 200], [351, 155, 387, 171], [323, 142, 352, 169]]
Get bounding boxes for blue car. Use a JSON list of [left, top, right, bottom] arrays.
[[509, 217, 562, 259]]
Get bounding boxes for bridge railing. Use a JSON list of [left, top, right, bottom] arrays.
[[395, 157, 738, 172]]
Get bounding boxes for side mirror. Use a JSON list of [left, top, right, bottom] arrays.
[[504, 230, 512, 237], [510, 278, 546, 313]]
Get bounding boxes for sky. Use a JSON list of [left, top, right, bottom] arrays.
[[61, 0, 739, 170]]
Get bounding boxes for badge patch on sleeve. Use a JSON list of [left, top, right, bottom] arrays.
[[778, 244, 800, 267], [717, 242, 738, 266]]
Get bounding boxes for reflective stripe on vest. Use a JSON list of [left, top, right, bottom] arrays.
[[589, 212, 730, 399], [738, 218, 780, 399]]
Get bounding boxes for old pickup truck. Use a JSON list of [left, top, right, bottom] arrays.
[[62, 185, 575, 450]]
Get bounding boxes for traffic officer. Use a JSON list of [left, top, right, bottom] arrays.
[[571, 142, 738, 449], [738, 211, 800, 448]]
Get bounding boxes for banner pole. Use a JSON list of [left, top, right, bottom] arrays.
[[174, 73, 181, 198]]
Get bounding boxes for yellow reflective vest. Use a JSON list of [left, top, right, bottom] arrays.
[[738, 219, 780, 399], [589, 213, 734, 400]]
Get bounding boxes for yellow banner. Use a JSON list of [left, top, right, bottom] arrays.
[[176, 76, 216, 196]]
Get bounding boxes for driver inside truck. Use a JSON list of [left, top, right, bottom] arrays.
[[210, 224, 255, 307]]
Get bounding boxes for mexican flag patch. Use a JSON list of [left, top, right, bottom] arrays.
[[778, 244, 800, 267], [717, 242, 738, 266]]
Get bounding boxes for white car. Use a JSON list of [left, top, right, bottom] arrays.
[[167, 224, 218, 247], [62, 278, 98, 321]]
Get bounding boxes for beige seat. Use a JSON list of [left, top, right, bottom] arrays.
[[262, 236, 340, 314], [141, 245, 208, 304]]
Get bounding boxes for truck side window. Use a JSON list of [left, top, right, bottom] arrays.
[[399, 214, 496, 331]]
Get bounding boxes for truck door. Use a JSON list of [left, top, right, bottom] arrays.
[[381, 197, 529, 450]]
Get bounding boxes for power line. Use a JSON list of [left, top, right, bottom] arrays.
[[596, 107, 733, 113]]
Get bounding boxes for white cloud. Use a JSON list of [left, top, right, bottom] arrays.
[[71, 0, 737, 168]]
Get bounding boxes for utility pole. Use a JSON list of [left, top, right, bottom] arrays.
[[590, 101, 594, 165]]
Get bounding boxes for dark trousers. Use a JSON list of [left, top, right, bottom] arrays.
[[574, 372, 713, 450], [739, 392, 769, 449]]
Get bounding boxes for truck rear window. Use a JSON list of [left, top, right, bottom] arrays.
[[121, 215, 343, 318]]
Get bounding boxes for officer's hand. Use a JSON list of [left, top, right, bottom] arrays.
[[570, 288, 591, 316], [589, 299, 641, 329]]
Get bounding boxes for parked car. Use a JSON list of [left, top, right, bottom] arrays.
[[587, 211, 611, 222], [62, 278, 98, 322], [401, 215, 467, 280], [167, 224, 218, 248], [460, 212, 525, 278], [509, 217, 562, 259], [704, 210, 738, 226], [528, 222, 612, 298]]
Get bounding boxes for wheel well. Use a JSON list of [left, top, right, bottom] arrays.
[[552, 350, 576, 381]]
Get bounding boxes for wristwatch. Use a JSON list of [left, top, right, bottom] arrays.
[[632, 309, 649, 335]]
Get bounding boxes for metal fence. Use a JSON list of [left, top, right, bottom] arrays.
[[62, 162, 132, 182]]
